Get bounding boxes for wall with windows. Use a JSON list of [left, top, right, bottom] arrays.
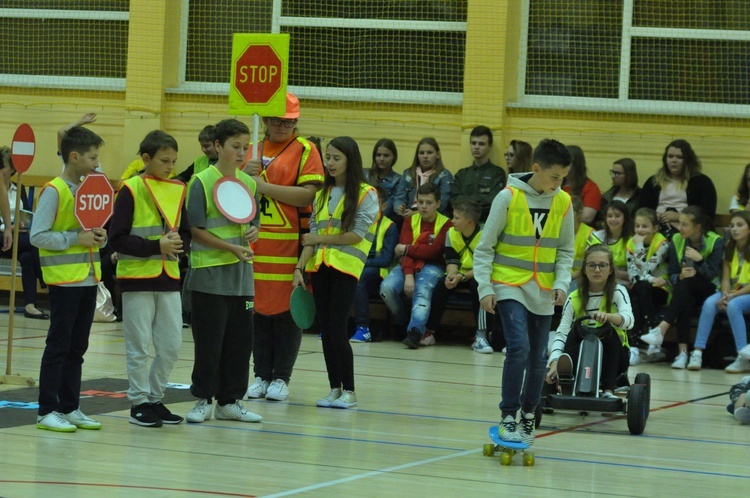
[[0, 0, 747, 212]]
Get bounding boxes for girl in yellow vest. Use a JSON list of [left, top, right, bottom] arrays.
[[626, 208, 669, 365], [293, 136, 379, 409], [688, 211, 750, 373], [587, 200, 632, 287], [546, 245, 634, 398], [474, 139, 575, 446], [30, 126, 106, 432], [184, 119, 262, 424], [109, 130, 190, 427], [569, 195, 594, 291], [640, 206, 724, 369]]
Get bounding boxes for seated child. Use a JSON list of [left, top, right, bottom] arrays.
[[546, 245, 634, 398], [379, 182, 451, 349], [727, 375, 750, 424], [588, 200, 632, 288], [687, 211, 750, 373], [351, 186, 398, 342], [570, 195, 594, 292], [425, 200, 494, 352], [626, 207, 669, 364]]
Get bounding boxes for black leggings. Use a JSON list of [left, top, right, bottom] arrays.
[[662, 275, 716, 344], [564, 326, 623, 391], [629, 281, 668, 340]]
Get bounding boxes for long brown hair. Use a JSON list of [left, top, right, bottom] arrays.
[[654, 139, 701, 190], [725, 211, 750, 264], [577, 245, 617, 315], [735, 163, 750, 207], [316, 136, 367, 232], [406, 137, 446, 186]]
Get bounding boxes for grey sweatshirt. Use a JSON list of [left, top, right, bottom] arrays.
[[474, 173, 575, 316]]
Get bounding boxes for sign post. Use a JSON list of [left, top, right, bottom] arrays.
[[1, 123, 37, 386], [229, 33, 290, 159]]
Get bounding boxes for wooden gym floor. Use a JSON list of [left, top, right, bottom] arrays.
[[1, 313, 748, 497]]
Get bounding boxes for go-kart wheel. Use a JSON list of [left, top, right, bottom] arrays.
[[483, 443, 495, 457], [500, 451, 513, 466], [627, 383, 648, 435], [522, 453, 535, 466], [634, 372, 651, 415]]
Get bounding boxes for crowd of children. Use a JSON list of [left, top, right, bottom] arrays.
[[14, 103, 750, 441]]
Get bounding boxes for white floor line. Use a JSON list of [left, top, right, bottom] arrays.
[[261, 447, 479, 497]]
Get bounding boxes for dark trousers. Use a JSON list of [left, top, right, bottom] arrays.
[[629, 281, 668, 338], [426, 278, 480, 331], [353, 266, 382, 327], [38, 285, 97, 416], [0, 232, 43, 306], [312, 264, 358, 391], [663, 276, 716, 344], [564, 326, 623, 391], [190, 291, 253, 403], [253, 311, 302, 383]]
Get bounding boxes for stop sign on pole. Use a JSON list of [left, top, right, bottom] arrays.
[[11, 123, 36, 173], [75, 173, 114, 230], [229, 33, 289, 116]]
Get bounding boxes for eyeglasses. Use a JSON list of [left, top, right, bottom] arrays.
[[609, 170, 623, 177], [585, 262, 610, 271], [268, 118, 297, 128]]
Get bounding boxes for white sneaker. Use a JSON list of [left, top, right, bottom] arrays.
[[473, 336, 494, 354], [186, 399, 213, 423], [214, 401, 262, 422], [419, 332, 435, 346], [687, 351, 703, 371], [265, 379, 289, 401], [645, 345, 666, 362], [62, 409, 101, 430], [316, 388, 342, 407], [738, 344, 750, 360], [725, 356, 750, 374], [629, 347, 640, 366], [671, 351, 688, 369], [247, 377, 268, 399], [640, 327, 664, 347], [331, 390, 358, 409], [36, 411, 77, 432]]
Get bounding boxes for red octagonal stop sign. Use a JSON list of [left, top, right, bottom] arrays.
[[75, 173, 114, 230], [234, 44, 283, 105]]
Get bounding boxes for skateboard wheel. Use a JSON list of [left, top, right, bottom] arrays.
[[483, 443, 495, 457], [500, 452, 513, 466], [522, 453, 535, 466]]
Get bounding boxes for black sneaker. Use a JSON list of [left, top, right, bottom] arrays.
[[151, 402, 184, 425], [129, 403, 163, 427], [403, 328, 421, 349]]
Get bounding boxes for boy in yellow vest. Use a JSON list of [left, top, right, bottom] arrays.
[[424, 199, 496, 352], [379, 182, 452, 349], [109, 130, 190, 427], [184, 118, 262, 424], [351, 186, 398, 342], [474, 139, 574, 446], [30, 126, 107, 432]]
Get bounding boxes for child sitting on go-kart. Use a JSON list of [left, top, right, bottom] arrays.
[[546, 245, 634, 397], [727, 376, 750, 424]]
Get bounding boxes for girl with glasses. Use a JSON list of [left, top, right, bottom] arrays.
[[597, 158, 641, 229], [546, 245, 634, 399]]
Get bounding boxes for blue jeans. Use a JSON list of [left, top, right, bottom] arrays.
[[354, 266, 382, 327], [379, 264, 444, 336], [694, 291, 750, 351], [497, 299, 551, 417]]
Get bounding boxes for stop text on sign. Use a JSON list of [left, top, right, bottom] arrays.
[[238, 64, 278, 84], [78, 193, 112, 211]]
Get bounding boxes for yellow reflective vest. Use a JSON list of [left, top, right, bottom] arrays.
[[729, 248, 750, 290], [492, 186, 571, 290], [672, 231, 722, 287], [447, 226, 481, 272], [307, 183, 377, 279], [374, 215, 395, 279], [189, 165, 257, 269], [572, 223, 594, 274], [626, 232, 669, 290], [116, 175, 185, 280], [38, 177, 102, 285], [569, 289, 629, 347], [588, 231, 628, 272]]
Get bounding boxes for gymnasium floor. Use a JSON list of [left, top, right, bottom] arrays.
[[1, 314, 747, 497]]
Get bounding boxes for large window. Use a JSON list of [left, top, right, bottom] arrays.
[[516, 0, 750, 117]]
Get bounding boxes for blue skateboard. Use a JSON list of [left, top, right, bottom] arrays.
[[483, 426, 535, 466]]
